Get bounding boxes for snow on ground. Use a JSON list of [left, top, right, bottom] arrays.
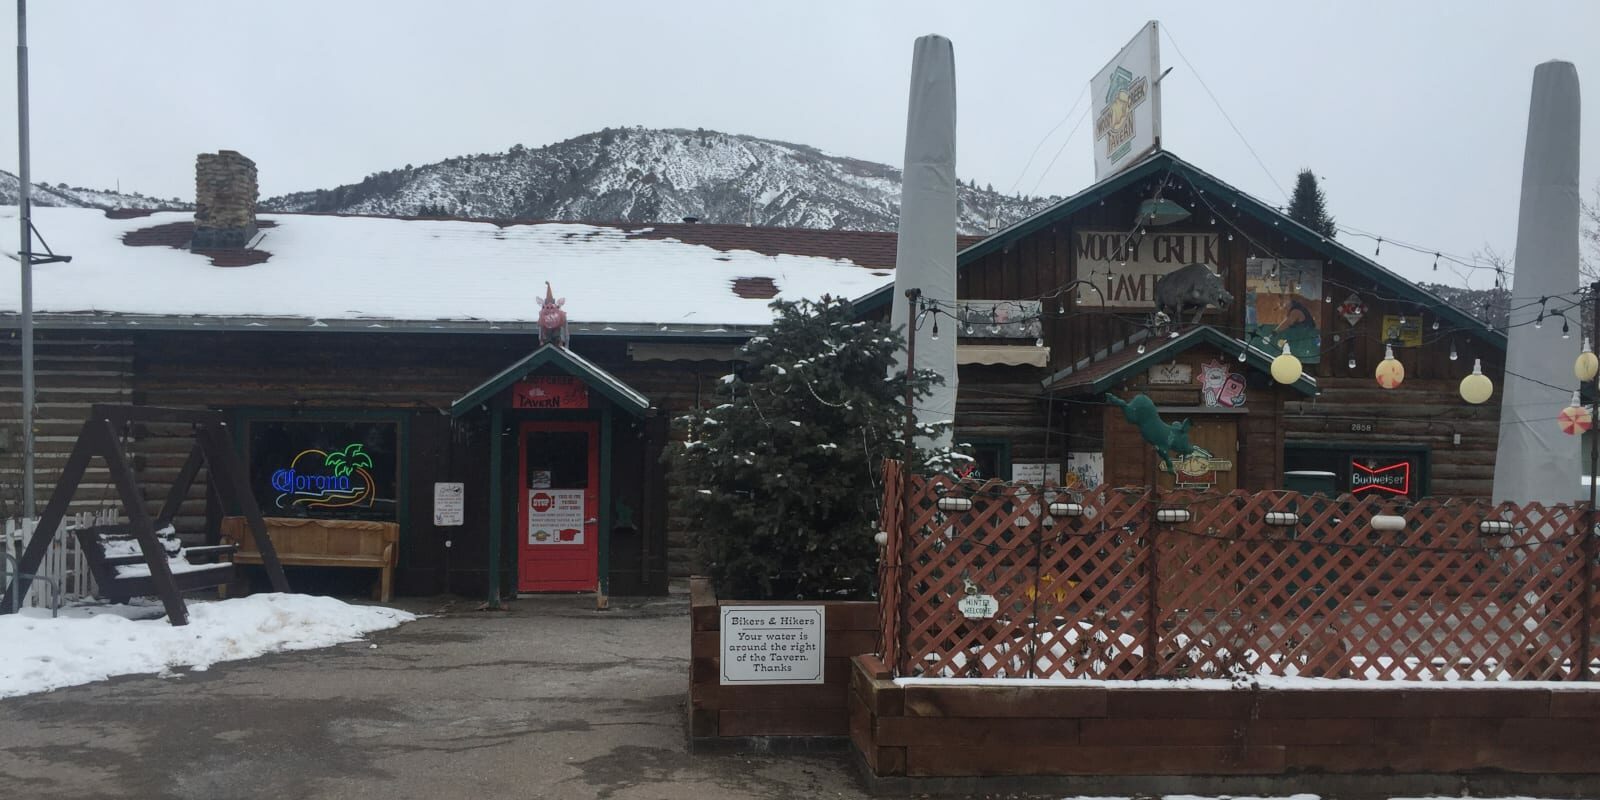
[[0, 593, 414, 699]]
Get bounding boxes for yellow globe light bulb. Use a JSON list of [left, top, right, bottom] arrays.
[[1270, 341, 1303, 384], [1576, 337, 1598, 382], [1459, 358, 1493, 404]]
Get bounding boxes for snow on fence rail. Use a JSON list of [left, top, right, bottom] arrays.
[[877, 461, 1600, 682], [3, 509, 117, 609]]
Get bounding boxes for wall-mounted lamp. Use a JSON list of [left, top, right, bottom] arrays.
[[1047, 502, 1084, 517], [1370, 514, 1407, 531]]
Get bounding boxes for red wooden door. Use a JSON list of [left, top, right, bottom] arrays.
[[517, 421, 599, 592]]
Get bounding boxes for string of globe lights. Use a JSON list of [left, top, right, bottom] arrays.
[[918, 166, 1585, 342], [1182, 180, 1599, 426], [905, 170, 1599, 437], [917, 268, 1583, 382]]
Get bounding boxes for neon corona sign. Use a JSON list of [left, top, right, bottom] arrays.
[[271, 443, 375, 509], [1351, 459, 1411, 496]]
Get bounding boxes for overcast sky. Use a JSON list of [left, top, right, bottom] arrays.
[[2, 1, 1596, 285]]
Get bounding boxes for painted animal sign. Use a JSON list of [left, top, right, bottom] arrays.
[[1197, 359, 1247, 408], [1075, 231, 1221, 308], [1245, 258, 1322, 363]]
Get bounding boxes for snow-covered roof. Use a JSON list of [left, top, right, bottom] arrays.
[[0, 207, 898, 334]]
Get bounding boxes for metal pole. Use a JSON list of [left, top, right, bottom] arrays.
[[898, 288, 920, 676], [16, 0, 34, 519], [901, 288, 921, 470], [1584, 280, 1598, 679]]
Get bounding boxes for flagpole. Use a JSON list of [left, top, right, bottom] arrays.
[[16, 0, 34, 518]]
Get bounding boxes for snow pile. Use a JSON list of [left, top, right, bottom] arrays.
[[0, 594, 414, 698]]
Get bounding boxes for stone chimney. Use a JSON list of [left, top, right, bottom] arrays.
[[192, 150, 258, 249]]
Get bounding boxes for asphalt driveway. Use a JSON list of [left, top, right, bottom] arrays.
[[0, 593, 872, 800]]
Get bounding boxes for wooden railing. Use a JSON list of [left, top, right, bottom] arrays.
[[877, 462, 1599, 681]]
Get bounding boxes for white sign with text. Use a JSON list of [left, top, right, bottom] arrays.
[[1075, 231, 1221, 308], [1011, 461, 1062, 487], [720, 605, 825, 685], [1092, 21, 1162, 179], [433, 482, 464, 526], [527, 489, 585, 545]]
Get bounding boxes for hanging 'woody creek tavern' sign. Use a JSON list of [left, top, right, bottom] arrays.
[[1075, 231, 1220, 308]]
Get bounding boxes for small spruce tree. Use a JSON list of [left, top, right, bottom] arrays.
[[1287, 168, 1338, 238], [666, 296, 947, 600]]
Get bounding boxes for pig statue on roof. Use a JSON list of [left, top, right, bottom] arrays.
[[539, 282, 569, 348]]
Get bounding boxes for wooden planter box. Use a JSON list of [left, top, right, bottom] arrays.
[[849, 654, 1600, 796], [688, 577, 877, 751]]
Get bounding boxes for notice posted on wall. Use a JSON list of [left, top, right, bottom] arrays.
[[433, 482, 464, 526], [528, 489, 584, 545], [719, 605, 825, 685]]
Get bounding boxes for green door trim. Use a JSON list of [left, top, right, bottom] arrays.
[[230, 407, 412, 567]]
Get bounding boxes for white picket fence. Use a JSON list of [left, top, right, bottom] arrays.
[[4, 509, 119, 609]]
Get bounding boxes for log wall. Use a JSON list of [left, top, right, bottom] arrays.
[[952, 364, 1053, 464], [954, 173, 1507, 497], [0, 329, 716, 595], [0, 333, 135, 518], [1284, 376, 1499, 497]]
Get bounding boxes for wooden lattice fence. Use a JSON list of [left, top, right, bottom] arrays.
[[877, 462, 1599, 682]]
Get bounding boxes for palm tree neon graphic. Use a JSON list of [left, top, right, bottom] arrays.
[[271, 443, 377, 509]]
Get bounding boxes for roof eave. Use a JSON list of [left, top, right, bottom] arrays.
[[0, 313, 764, 339], [1161, 154, 1507, 351], [449, 343, 651, 417], [856, 150, 1504, 352], [1044, 325, 1318, 397]]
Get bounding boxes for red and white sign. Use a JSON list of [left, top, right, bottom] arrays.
[[527, 488, 585, 545], [1351, 460, 1411, 496], [512, 376, 589, 410]]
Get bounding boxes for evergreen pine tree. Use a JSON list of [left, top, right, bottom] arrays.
[[666, 296, 949, 600], [1287, 168, 1338, 238]]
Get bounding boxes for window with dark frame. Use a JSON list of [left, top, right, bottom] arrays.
[[246, 418, 400, 521]]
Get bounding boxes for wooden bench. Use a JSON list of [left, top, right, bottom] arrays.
[[221, 516, 399, 602], [75, 525, 237, 605]]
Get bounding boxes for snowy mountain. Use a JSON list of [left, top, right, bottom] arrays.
[[262, 127, 1056, 235], [0, 170, 190, 211]]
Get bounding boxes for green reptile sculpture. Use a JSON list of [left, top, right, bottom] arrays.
[[1105, 392, 1201, 476]]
